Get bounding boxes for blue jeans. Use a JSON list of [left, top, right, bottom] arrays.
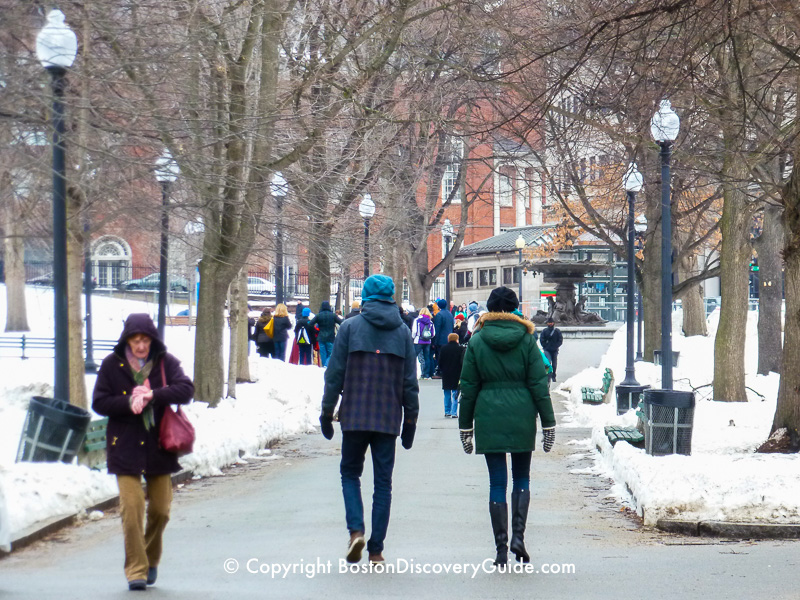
[[320, 341, 334, 367], [340, 431, 396, 555], [415, 344, 433, 378], [298, 344, 312, 365], [273, 340, 286, 361], [484, 452, 532, 503], [443, 389, 459, 416]]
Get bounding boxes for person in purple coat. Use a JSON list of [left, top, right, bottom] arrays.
[[92, 313, 194, 591]]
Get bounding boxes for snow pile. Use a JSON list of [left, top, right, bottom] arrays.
[[558, 308, 796, 525]]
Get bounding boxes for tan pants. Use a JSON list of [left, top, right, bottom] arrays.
[[117, 474, 173, 582]]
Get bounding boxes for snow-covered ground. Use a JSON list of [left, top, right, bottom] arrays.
[[556, 307, 797, 526], [0, 284, 322, 547]]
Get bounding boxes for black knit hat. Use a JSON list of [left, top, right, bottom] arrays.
[[486, 286, 519, 313]]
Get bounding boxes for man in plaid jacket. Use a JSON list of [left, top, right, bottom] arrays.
[[320, 274, 419, 565]]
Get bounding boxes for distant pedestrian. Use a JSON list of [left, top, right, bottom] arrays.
[[294, 307, 315, 365], [271, 303, 293, 361], [437, 332, 464, 418], [310, 301, 343, 367], [255, 308, 274, 358], [412, 307, 435, 379], [345, 300, 361, 320], [539, 318, 563, 382], [431, 298, 454, 376], [458, 286, 555, 567], [319, 274, 419, 565], [92, 313, 194, 591], [466, 301, 481, 336], [454, 313, 469, 344]]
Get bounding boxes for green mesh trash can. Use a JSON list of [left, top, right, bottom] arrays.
[[16, 397, 91, 464]]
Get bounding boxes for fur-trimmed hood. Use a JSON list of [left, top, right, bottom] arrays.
[[475, 311, 535, 334], [474, 311, 535, 352]]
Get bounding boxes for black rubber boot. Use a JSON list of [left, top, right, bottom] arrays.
[[489, 502, 508, 566], [509, 490, 531, 563]]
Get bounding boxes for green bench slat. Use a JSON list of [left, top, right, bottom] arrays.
[[604, 426, 645, 447]]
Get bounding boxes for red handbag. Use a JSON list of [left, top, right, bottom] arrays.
[[158, 362, 196, 456]]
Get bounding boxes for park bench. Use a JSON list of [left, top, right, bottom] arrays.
[[581, 368, 614, 404], [164, 315, 197, 326], [604, 425, 645, 448], [79, 418, 108, 471]]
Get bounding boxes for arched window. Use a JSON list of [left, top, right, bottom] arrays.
[[91, 236, 132, 288]]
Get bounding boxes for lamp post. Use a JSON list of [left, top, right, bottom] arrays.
[[634, 215, 647, 361], [442, 219, 454, 308], [37, 9, 77, 401], [83, 215, 98, 373], [620, 164, 643, 387], [272, 172, 288, 304], [359, 195, 375, 280], [515, 233, 526, 306], [155, 149, 179, 340], [651, 99, 680, 389]]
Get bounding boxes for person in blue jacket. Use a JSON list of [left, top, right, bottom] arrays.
[[431, 298, 454, 376]]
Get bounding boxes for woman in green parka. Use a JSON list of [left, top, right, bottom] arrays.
[[458, 286, 556, 567]]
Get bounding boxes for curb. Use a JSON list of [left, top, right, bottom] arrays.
[[657, 519, 800, 539], [1, 470, 194, 557]]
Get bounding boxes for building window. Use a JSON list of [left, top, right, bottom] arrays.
[[502, 266, 520, 285], [441, 137, 464, 204], [455, 270, 474, 289], [478, 268, 497, 287]]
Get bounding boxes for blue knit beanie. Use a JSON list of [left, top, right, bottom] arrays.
[[362, 274, 395, 303], [437, 298, 447, 310], [302, 307, 310, 317], [468, 301, 478, 312]]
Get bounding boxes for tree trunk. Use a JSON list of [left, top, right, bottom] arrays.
[[231, 268, 252, 385], [226, 277, 238, 399], [679, 252, 708, 337], [641, 190, 662, 363], [193, 258, 231, 407], [755, 204, 784, 374], [712, 162, 752, 402], [769, 155, 800, 439], [308, 219, 332, 312], [67, 186, 87, 409], [3, 184, 29, 332]]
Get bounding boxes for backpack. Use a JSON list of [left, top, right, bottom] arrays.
[[297, 325, 311, 345], [420, 322, 433, 341]]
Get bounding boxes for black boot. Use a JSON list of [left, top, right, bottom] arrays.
[[509, 490, 531, 563], [489, 502, 508, 566]]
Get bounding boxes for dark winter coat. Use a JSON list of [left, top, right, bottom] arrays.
[[321, 300, 419, 436], [539, 325, 563, 353], [437, 340, 464, 391], [310, 301, 343, 344], [455, 320, 469, 344], [344, 308, 361, 320], [294, 316, 315, 344], [458, 312, 554, 454], [271, 315, 293, 342], [92, 314, 194, 476], [432, 308, 455, 346]]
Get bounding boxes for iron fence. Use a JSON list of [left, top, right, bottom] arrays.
[[0, 335, 116, 360]]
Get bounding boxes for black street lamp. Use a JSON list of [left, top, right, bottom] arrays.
[[272, 172, 288, 304], [635, 215, 647, 361], [359, 195, 375, 280], [651, 99, 680, 389], [442, 218, 454, 308], [37, 9, 78, 401], [515, 233, 526, 305], [83, 217, 98, 373], [621, 163, 643, 387], [155, 149, 179, 340]]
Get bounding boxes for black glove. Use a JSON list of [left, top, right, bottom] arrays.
[[542, 427, 555, 453], [400, 422, 416, 450], [459, 429, 474, 454], [319, 414, 334, 440]]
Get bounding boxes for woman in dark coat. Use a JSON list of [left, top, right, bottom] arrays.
[[458, 287, 555, 567], [271, 303, 293, 361], [92, 313, 194, 591], [255, 308, 274, 357]]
